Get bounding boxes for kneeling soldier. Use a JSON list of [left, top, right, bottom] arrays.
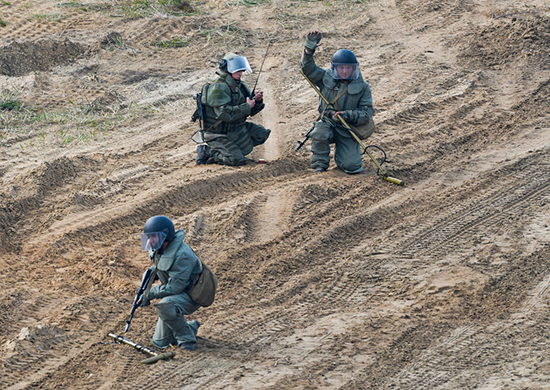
[[301, 31, 375, 174], [196, 53, 271, 166], [137, 215, 202, 351]]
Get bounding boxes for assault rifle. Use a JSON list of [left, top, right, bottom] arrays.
[[191, 93, 208, 144], [191, 93, 204, 131], [300, 70, 404, 186], [295, 122, 315, 152], [124, 267, 154, 333]]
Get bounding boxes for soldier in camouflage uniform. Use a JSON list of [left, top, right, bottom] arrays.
[[197, 53, 270, 166], [137, 215, 202, 351], [301, 31, 375, 174]]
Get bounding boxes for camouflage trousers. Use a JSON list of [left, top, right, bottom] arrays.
[[151, 293, 200, 349], [310, 120, 363, 174], [207, 122, 270, 166]]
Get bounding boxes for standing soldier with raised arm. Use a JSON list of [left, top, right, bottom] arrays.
[[301, 31, 375, 174]]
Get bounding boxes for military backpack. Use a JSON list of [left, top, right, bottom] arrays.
[[187, 259, 217, 307]]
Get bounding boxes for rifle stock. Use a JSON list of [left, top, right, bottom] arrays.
[[300, 70, 404, 186], [296, 123, 315, 151]]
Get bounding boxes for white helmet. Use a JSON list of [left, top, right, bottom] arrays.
[[220, 53, 252, 74]]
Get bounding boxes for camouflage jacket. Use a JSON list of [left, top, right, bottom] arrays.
[[147, 230, 201, 300], [201, 70, 265, 134], [300, 50, 374, 126]]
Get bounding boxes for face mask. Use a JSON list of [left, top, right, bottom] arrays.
[[140, 231, 167, 251]]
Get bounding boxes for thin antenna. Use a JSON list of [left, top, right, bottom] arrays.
[[251, 40, 273, 96]]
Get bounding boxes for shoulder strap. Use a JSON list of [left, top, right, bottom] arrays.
[[143, 268, 158, 299], [331, 85, 348, 110], [205, 119, 222, 132]]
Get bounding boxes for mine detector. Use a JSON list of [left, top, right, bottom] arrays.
[[108, 269, 175, 364], [109, 333, 175, 364], [299, 70, 404, 186]]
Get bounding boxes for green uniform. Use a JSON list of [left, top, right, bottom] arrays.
[[202, 70, 270, 166], [147, 230, 202, 349], [300, 51, 375, 173]]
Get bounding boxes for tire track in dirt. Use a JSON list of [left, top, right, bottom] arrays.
[[0, 3, 71, 44], [378, 77, 476, 127], [255, 57, 282, 162], [2, 334, 89, 390], [23, 158, 309, 251], [236, 38, 295, 245], [389, 150, 550, 258], [397, 0, 475, 29], [338, 150, 550, 305], [0, 291, 125, 389], [213, 147, 550, 387], [384, 267, 550, 389], [325, 151, 550, 388], [113, 350, 240, 390], [245, 187, 297, 245], [242, 7, 281, 163], [337, 245, 550, 389]]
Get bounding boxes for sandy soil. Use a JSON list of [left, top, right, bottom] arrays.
[[2, 0, 550, 389]]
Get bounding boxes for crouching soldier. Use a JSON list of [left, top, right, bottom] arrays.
[[196, 53, 271, 166], [301, 31, 375, 174], [137, 215, 202, 351]]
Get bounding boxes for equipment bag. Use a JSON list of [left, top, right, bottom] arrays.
[[350, 118, 376, 140], [187, 260, 217, 307]]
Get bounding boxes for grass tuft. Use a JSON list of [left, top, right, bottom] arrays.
[[0, 88, 22, 111], [151, 38, 190, 48]]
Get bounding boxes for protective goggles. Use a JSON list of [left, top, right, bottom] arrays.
[[140, 231, 167, 251]]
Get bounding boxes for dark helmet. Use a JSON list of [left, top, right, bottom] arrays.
[[331, 49, 360, 80], [331, 49, 358, 65], [143, 215, 175, 241]]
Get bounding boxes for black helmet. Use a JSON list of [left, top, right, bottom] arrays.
[[331, 49, 358, 65], [143, 215, 175, 241], [331, 49, 360, 80], [141, 215, 175, 252]]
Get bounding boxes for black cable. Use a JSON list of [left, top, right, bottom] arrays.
[[362, 144, 387, 176]]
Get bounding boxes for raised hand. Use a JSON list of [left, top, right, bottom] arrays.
[[305, 31, 322, 52]]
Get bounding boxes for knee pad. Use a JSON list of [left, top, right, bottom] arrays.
[[155, 300, 181, 322], [310, 122, 332, 142]]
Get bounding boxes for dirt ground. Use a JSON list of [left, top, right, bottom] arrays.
[[1, 0, 550, 389]]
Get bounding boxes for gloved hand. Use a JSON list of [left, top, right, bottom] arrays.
[[137, 294, 150, 307], [324, 107, 335, 119], [342, 110, 358, 123], [305, 31, 322, 52]]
